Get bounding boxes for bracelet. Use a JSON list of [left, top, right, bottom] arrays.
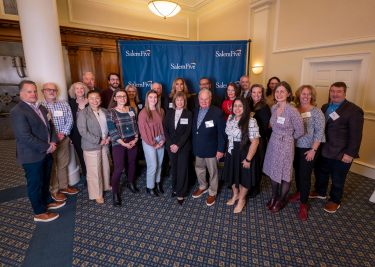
[[310, 148, 317, 152], [245, 158, 251, 163]]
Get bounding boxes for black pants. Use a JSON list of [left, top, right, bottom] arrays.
[[168, 149, 189, 197], [294, 147, 320, 204], [249, 137, 267, 195], [314, 156, 352, 205], [70, 134, 87, 176]]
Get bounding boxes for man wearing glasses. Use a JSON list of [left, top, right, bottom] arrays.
[[100, 73, 121, 109], [189, 77, 222, 110], [42, 83, 79, 202]]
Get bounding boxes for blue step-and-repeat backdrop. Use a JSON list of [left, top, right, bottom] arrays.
[[119, 40, 248, 103]]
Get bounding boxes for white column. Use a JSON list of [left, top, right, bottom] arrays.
[[17, 0, 80, 185]]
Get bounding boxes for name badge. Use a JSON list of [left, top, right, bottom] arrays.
[[277, 117, 285, 124], [169, 103, 173, 108], [301, 112, 311, 119], [54, 110, 63, 117], [180, 118, 188, 124], [330, 111, 340, 121], [138, 104, 143, 109], [128, 111, 135, 117], [205, 120, 214, 128]]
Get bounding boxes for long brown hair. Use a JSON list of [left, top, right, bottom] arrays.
[[225, 82, 240, 100], [266, 76, 280, 96], [145, 89, 164, 122], [169, 77, 189, 98], [248, 84, 266, 112], [108, 89, 129, 109], [295, 85, 317, 107]]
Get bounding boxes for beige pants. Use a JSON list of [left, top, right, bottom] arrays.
[[83, 146, 111, 200], [50, 137, 70, 193], [195, 156, 218, 196]]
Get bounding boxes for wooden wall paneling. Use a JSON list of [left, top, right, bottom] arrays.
[[91, 48, 105, 90], [66, 46, 80, 84], [77, 48, 94, 83], [102, 50, 121, 89]]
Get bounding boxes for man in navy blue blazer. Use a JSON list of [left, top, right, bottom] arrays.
[[192, 89, 226, 206], [10, 81, 66, 222]]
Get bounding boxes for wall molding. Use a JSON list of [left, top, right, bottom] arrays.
[[364, 111, 375, 121], [351, 160, 375, 180], [273, 0, 375, 53], [249, 0, 274, 9], [67, 0, 190, 39], [196, 0, 240, 41], [300, 53, 371, 109]]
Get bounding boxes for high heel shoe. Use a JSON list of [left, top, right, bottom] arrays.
[[226, 195, 239, 206], [266, 196, 277, 209], [113, 193, 121, 207], [155, 182, 164, 194], [288, 192, 300, 203], [147, 188, 158, 197], [268, 201, 283, 213], [127, 182, 137, 194], [234, 199, 246, 213], [177, 198, 184, 205]]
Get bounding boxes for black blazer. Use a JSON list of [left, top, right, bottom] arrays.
[[164, 109, 193, 152], [10, 101, 57, 165], [69, 99, 89, 143], [192, 105, 226, 158], [189, 93, 222, 111], [160, 96, 167, 113], [321, 99, 364, 160], [253, 104, 271, 138]]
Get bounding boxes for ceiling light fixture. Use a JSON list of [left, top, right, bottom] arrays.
[[148, 1, 181, 19]]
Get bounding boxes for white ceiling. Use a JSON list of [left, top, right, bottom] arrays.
[[132, 0, 222, 13]]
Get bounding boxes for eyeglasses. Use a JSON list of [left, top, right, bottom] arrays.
[[270, 83, 278, 85], [43, 88, 58, 92], [199, 83, 210, 86], [110, 78, 120, 82], [115, 96, 127, 99]]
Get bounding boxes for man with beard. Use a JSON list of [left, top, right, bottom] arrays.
[[100, 73, 121, 109]]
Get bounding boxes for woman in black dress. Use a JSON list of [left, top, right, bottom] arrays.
[[248, 84, 271, 198], [223, 97, 260, 213]]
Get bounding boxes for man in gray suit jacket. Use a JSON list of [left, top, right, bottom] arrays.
[[10, 81, 65, 222]]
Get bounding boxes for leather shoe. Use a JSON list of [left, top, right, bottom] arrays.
[[192, 188, 208, 198], [46, 201, 66, 210], [171, 192, 177, 197], [227, 195, 239, 206], [155, 182, 164, 194], [299, 203, 307, 221], [51, 192, 67, 202], [60, 186, 79, 195], [309, 191, 326, 199], [34, 212, 59, 222], [289, 192, 300, 203], [269, 201, 283, 213], [266, 196, 277, 209], [247, 189, 260, 199], [113, 193, 121, 207], [127, 182, 137, 194], [234, 199, 246, 213], [206, 195, 216, 206], [147, 188, 158, 197], [324, 201, 340, 213], [177, 198, 184, 205]]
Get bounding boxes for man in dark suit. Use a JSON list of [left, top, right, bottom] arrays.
[[151, 82, 170, 177], [310, 82, 364, 213], [191, 89, 226, 206], [83, 72, 101, 93], [10, 81, 65, 222], [239, 75, 251, 99], [189, 77, 222, 110]]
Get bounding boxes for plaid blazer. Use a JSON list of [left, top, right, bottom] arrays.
[[321, 99, 364, 160]]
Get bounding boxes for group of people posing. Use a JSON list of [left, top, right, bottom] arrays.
[[10, 72, 364, 223]]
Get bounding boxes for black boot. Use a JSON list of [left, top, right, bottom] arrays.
[[155, 182, 164, 194], [113, 193, 121, 207], [127, 182, 137, 194], [147, 188, 158, 197]]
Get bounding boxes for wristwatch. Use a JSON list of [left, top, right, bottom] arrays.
[[310, 148, 317, 152], [245, 158, 251, 163]]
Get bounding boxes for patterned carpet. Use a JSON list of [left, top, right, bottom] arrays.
[[0, 139, 375, 267]]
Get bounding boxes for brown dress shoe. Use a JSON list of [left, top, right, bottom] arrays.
[[60, 186, 80, 195], [46, 201, 66, 210], [192, 188, 208, 199], [324, 201, 340, 213], [309, 191, 326, 199], [206, 195, 216, 206], [51, 192, 67, 202], [34, 212, 59, 222]]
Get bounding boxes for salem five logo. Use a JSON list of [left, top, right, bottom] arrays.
[[215, 50, 241, 57], [216, 81, 241, 89], [128, 81, 152, 87], [171, 63, 196, 70], [125, 50, 151, 57]]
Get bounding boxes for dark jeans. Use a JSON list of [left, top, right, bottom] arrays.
[[314, 156, 352, 205], [22, 154, 54, 215], [294, 147, 320, 204], [111, 136, 138, 193]]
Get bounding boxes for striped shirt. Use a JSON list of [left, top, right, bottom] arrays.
[[106, 107, 139, 146], [41, 100, 73, 136]]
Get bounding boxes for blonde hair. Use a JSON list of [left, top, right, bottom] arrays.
[[172, 91, 188, 110], [169, 77, 189, 98], [145, 90, 164, 122], [69, 82, 89, 99], [295, 85, 317, 107], [125, 84, 140, 103]]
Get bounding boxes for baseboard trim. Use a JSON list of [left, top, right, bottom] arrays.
[[350, 161, 375, 180]]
